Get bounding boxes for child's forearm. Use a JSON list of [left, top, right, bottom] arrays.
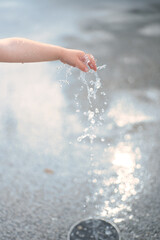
[[0, 38, 65, 63], [0, 37, 97, 72]]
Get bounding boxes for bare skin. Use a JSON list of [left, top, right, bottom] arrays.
[[0, 38, 97, 72]]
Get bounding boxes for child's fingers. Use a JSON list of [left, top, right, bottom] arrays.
[[86, 54, 97, 71], [80, 53, 97, 71], [77, 59, 89, 72]]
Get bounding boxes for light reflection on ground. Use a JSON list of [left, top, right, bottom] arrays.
[[107, 93, 154, 127], [97, 141, 141, 221], [87, 88, 160, 225]]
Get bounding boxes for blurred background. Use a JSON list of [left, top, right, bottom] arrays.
[[0, 0, 160, 239]]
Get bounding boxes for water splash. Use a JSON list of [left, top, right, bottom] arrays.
[[57, 65, 73, 87], [58, 59, 107, 219], [77, 64, 106, 145], [57, 59, 115, 239], [57, 58, 107, 162]]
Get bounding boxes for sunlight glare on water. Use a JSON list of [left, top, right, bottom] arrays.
[[99, 142, 141, 221]]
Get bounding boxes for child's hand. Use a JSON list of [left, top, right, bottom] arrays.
[[60, 48, 97, 72]]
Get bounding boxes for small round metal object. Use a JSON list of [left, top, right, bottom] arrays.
[[68, 218, 120, 240]]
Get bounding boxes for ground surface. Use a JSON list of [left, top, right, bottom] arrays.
[[0, 0, 160, 239]]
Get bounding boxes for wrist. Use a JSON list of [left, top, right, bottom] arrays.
[[58, 47, 66, 63]]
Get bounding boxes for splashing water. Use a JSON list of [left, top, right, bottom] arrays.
[[58, 62, 105, 162], [76, 63, 107, 145], [57, 59, 119, 240], [57, 56, 107, 156], [58, 57, 107, 214], [57, 65, 73, 87]]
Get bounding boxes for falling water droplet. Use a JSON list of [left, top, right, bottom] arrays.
[[95, 108, 99, 113], [101, 138, 105, 142]]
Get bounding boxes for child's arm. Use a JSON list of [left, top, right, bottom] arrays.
[[0, 38, 97, 72]]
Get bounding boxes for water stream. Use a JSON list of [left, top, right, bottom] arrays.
[[58, 59, 107, 147], [57, 59, 120, 240]]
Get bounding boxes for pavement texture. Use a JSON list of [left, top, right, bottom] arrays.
[[0, 0, 160, 239]]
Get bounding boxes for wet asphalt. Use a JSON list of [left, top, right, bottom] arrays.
[[0, 0, 160, 239]]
